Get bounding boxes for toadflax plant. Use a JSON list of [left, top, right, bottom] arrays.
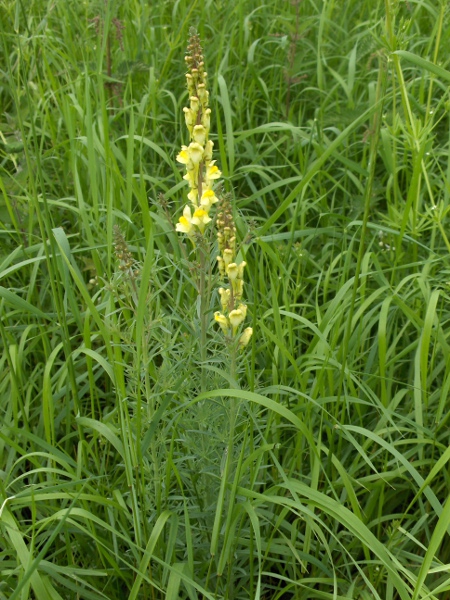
[[175, 28, 252, 366]]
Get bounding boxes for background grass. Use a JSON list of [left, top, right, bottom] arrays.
[[1, 0, 450, 598]]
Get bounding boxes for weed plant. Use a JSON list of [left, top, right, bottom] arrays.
[[1, 0, 450, 598]]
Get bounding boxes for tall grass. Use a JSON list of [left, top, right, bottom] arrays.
[[1, 0, 450, 598]]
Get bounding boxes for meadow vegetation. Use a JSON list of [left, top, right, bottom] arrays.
[[1, 0, 450, 598]]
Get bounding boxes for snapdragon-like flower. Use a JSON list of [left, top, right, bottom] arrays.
[[191, 208, 211, 233], [229, 308, 246, 333], [176, 205, 194, 235], [214, 311, 229, 334], [200, 188, 219, 211], [218, 287, 231, 313], [175, 29, 221, 239]]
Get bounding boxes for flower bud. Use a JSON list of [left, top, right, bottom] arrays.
[[217, 255, 225, 276], [218, 287, 231, 313], [214, 311, 229, 334], [239, 327, 253, 349], [237, 261, 247, 279], [202, 108, 211, 132], [236, 303, 247, 320], [193, 125, 207, 146], [183, 107, 196, 135], [232, 278, 244, 300], [190, 96, 199, 112], [203, 140, 214, 163], [197, 83, 209, 106], [223, 250, 234, 270]]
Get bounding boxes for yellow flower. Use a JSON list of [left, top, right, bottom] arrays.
[[237, 261, 247, 279], [187, 142, 204, 165], [183, 108, 196, 135], [190, 96, 200, 112], [223, 249, 234, 269], [236, 303, 247, 320], [176, 146, 190, 164], [203, 140, 214, 164], [186, 73, 195, 95], [200, 188, 219, 211], [176, 205, 194, 235], [187, 188, 198, 206], [239, 327, 253, 349], [229, 308, 245, 333], [217, 255, 225, 276], [205, 163, 221, 184], [218, 287, 231, 313], [214, 311, 229, 334], [183, 170, 197, 188], [226, 262, 238, 280], [192, 208, 211, 233], [232, 278, 244, 300], [202, 108, 211, 132], [193, 125, 207, 146], [197, 83, 209, 106]]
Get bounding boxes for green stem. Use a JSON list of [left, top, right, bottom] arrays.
[[198, 238, 208, 391]]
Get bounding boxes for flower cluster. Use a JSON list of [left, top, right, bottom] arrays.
[[214, 195, 253, 349], [176, 28, 221, 238]]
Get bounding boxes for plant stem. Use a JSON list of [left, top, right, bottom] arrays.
[[198, 238, 209, 391]]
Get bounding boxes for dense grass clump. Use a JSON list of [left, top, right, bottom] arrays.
[[1, 0, 450, 598]]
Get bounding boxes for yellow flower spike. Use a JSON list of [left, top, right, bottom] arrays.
[[192, 208, 211, 233], [214, 311, 229, 334], [200, 188, 218, 211], [229, 308, 245, 334], [176, 30, 220, 240], [193, 125, 207, 146], [176, 205, 194, 235], [239, 327, 253, 349], [218, 287, 231, 313]]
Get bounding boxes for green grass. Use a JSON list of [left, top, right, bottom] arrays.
[[1, 0, 450, 598]]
